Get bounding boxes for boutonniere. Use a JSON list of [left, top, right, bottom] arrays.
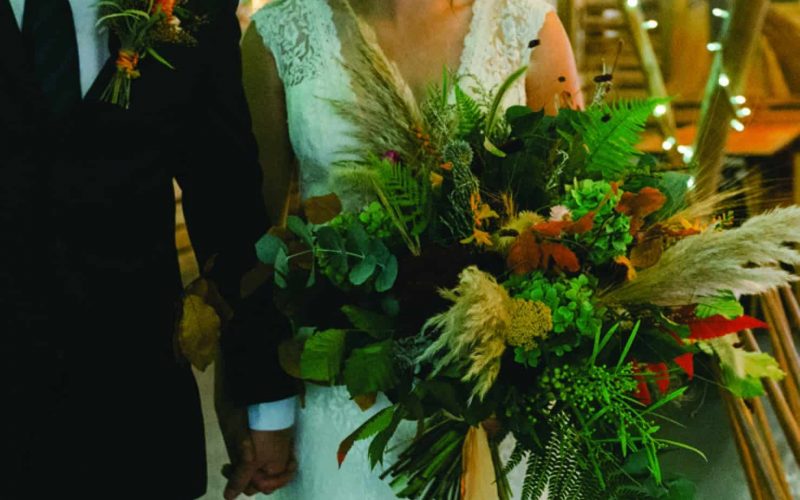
[[97, 0, 203, 109]]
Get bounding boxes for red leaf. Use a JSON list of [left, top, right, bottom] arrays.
[[507, 231, 541, 275], [567, 211, 595, 235], [541, 242, 580, 273], [688, 315, 768, 340], [532, 220, 570, 238], [648, 362, 670, 395], [674, 353, 694, 379], [632, 364, 652, 406]]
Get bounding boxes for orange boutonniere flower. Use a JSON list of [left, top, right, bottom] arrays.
[[153, 0, 176, 17]]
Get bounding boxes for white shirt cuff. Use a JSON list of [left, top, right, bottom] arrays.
[[247, 396, 297, 431]]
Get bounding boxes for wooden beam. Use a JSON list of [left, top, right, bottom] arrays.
[[618, 0, 677, 141], [691, 0, 771, 202]]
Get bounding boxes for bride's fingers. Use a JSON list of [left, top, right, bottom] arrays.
[[251, 463, 297, 493], [223, 441, 259, 500]]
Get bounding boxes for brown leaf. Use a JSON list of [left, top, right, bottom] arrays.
[[507, 231, 541, 275], [278, 338, 305, 379], [541, 242, 580, 273], [616, 187, 667, 219], [303, 193, 343, 225], [630, 235, 665, 269], [532, 220, 570, 238], [567, 211, 595, 235], [353, 393, 378, 411]]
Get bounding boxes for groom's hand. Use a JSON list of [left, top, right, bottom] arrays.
[[223, 426, 297, 499]]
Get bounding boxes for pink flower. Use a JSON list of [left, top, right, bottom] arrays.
[[549, 205, 572, 222], [382, 150, 401, 164]]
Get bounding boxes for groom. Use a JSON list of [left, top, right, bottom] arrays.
[[0, 0, 296, 497]]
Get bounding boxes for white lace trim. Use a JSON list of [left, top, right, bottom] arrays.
[[252, 0, 340, 87]]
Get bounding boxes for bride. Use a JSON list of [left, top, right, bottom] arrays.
[[239, 0, 582, 498]]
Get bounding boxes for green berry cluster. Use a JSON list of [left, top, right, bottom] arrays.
[[512, 273, 604, 338], [539, 364, 638, 420], [563, 179, 633, 265], [330, 201, 393, 240]]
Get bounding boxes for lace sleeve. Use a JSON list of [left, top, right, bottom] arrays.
[[251, 0, 338, 87], [501, 0, 554, 66]]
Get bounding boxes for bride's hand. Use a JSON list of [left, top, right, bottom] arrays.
[[223, 426, 298, 499]]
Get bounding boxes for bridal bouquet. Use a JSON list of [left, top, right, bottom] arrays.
[[255, 24, 798, 500]]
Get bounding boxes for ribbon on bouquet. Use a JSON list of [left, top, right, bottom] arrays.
[[460, 425, 500, 500]]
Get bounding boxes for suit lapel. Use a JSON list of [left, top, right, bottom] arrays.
[[0, 0, 31, 84]]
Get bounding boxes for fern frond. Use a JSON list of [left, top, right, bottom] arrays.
[[563, 99, 663, 180], [455, 83, 484, 138], [503, 441, 527, 476]]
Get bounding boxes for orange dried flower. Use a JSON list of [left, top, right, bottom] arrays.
[[116, 49, 140, 78], [153, 0, 176, 17]]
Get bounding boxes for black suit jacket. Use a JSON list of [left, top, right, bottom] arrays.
[[0, 1, 295, 497]]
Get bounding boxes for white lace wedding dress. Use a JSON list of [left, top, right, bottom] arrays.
[[251, 0, 554, 498]]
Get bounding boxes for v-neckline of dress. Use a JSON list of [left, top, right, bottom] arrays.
[[334, 0, 490, 101]]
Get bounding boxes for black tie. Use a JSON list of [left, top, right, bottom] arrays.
[[22, 0, 81, 117]]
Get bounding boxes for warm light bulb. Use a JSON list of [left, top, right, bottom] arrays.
[[626, 0, 639, 7], [653, 104, 668, 117], [678, 145, 694, 163], [737, 107, 752, 118], [730, 119, 745, 132], [718, 73, 730, 87], [643, 20, 658, 30], [731, 95, 747, 105], [707, 42, 723, 52], [662, 137, 676, 151], [712, 8, 730, 19]]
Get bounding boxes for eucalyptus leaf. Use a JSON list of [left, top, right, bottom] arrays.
[[274, 247, 289, 288], [287, 215, 314, 247], [349, 255, 377, 285], [255, 234, 288, 266], [375, 255, 398, 292]]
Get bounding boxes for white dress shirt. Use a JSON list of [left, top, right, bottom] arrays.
[[10, 0, 108, 97], [10, 0, 296, 431]]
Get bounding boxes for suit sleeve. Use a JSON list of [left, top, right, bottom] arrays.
[[175, 0, 297, 406]]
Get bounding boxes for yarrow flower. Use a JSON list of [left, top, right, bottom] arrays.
[[505, 299, 553, 350]]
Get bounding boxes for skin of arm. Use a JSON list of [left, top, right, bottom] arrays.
[[526, 11, 584, 114], [241, 24, 297, 227]]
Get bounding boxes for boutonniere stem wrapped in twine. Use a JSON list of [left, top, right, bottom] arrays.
[[97, 0, 201, 109]]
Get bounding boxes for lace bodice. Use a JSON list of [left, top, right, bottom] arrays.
[[253, 0, 553, 205], [251, 1, 554, 498]]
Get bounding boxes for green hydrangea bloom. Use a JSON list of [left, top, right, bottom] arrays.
[[563, 179, 633, 265]]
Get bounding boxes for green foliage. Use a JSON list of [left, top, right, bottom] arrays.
[[384, 416, 468, 499], [338, 405, 397, 467], [330, 201, 395, 240], [344, 340, 398, 397], [559, 99, 665, 180], [342, 305, 396, 339], [376, 158, 431, 239], [509, 273, 606, 366], [454, 84, 484, 138], [564, 179, 633, 264], [705, 334, 785, 398], [300, 329, 347, 382], [518, 414, 587, 500], [483, 66, 529, 157], [695, 291, 744, 320]]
